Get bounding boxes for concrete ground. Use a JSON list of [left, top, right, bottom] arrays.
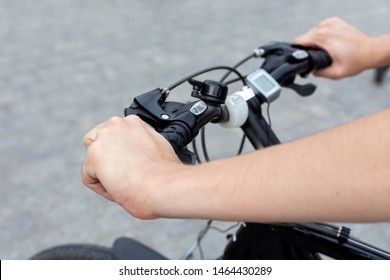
[[1, 0, 389, 259]]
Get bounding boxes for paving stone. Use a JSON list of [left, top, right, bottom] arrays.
[[1, 0, 389, 259]]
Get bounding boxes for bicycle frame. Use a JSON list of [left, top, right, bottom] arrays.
[[223, 222, 390, 259]]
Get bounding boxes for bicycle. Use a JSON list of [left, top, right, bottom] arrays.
[[30, 42, 390, 260]]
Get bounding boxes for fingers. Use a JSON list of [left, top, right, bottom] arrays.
[[82, 117, 124, 201], [81, 162, 115, 201], [83, 122, 107, 148], [82, 115, 145, 202], [123, 115, 150, 132], [83, 116, 135, 148], [122, 115, 168, 146], [293, 31, 318, 48], [293, 18, 339, 48], [83, 115, 144, 153]]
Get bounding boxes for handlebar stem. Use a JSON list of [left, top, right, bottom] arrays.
[[241, 98, 280, 149]]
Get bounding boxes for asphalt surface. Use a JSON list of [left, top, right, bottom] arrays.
[[1, 0, 390, 259]]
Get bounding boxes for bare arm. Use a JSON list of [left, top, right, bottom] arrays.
[[83, 109, 390, 223], [154, 109, 390, 223]]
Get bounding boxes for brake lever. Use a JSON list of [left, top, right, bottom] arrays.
[[124, 81, 226, 165], [258, 42, 319, 97], [124, 88, 172, 129], [285, 83, 316, 97]]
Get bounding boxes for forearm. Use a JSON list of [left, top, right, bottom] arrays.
[[154, 109, 390, 223]]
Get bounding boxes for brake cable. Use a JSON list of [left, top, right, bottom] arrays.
[[166, 65, 246, 91], [192, 53, 262, 162]]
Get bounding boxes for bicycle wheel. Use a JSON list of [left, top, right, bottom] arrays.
[[30, 244, 117, 260]]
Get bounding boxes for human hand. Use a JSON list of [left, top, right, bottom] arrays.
[[82, 115, 181, 219], [294, 17, 374, 79]]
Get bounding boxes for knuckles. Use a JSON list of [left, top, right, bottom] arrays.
[[83, 115, 146, 154], [107, 116, 123, 125], [107, 115, 144, 128]]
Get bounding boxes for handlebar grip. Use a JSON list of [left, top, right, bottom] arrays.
[[310, 49, 333, 70], [160, 122, 196, 165], [161, 122, 191, 150]]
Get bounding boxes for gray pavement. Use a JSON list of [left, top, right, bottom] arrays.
[[1, 0, 390, 259]]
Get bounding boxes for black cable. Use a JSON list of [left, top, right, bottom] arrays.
[[197, 220, 212, 260], [200, 127, 210, 162], [266, 102, 272, 146], [167, 65, 246, 91], [237, 134, 246, 155], [223, 76, 242, 85], [192, 138, 202, 164], [197, 57, 256, 162], [166, 54, 256, 164], [219, 53, 255, 83]]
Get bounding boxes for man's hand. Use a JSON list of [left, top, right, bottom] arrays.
[[82, 115, 181, 219], [294, 17, 374, 79]]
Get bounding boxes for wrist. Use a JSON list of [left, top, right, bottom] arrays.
[[117, 160, 187, 220], [147, 162, 194, 219], [150, 160, 229, 220]]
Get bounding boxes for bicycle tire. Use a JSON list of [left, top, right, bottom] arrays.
[[30, 244, 117, 260]]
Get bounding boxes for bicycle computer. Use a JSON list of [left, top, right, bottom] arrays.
[[246, 69, 281, 103]]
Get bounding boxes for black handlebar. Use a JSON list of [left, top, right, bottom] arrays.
[[160, 122, 197, 164], [259, 43, 332, 97], [310, 49, 333, 70], [124, 42, 333, 164]]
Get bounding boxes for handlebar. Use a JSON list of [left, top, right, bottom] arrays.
[[311, 49, 333, 70], [124, 42, 332, 164], [160, 122, 197, 164]]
